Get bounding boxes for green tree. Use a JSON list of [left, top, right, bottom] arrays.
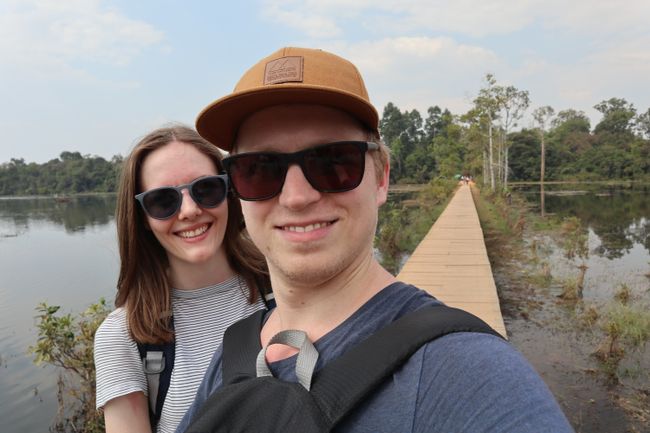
[[635, 108, 650, 139], [508, 129, 541, 181], [472, 73, 501, 189], [532, 106, 555, 184], [423, 106, 443, 144], [379, 103, 437, 183], [594, 98, 637, 136], [547, 110, 593, 179], [0, 153, 123, 196], [495, 85, 530, 188]]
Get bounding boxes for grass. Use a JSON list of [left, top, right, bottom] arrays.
[[472, 186, 528, 251], [560, 216, 589, 260], [604, 304, 650, 347], [524, 263, 553, 288], [559, 278, 582, 301], [376, 178, 457, 274], [593, 302, 650, 382], [580, 304, 600, 328], [614, 283, 632, 305]]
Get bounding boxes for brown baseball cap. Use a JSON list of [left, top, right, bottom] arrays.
[[195, 47, 379, 152]]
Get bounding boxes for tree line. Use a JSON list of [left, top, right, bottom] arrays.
[[0, 151, 122, 196], [2, 79, 649, 196], [380, 74, 650, 188]]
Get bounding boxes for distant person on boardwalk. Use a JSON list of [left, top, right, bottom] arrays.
[[94, 126, 271, 433], [176, 47, 574, 433]]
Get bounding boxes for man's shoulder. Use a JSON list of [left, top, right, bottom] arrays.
[[361, 281, 441, 317], [419, 330, 514, 367]]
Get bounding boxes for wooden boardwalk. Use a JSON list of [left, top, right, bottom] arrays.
[[397, 184, 507, 338]]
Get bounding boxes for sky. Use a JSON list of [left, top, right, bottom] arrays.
[[2, 0, 650, 164]]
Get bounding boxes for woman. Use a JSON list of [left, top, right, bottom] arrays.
[[94, 125, 270, 433]]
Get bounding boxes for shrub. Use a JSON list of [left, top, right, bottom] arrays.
[[30, 299, 110, 433]]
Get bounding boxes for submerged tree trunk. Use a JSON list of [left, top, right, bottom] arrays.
[[488, 122, 495, 190], [504, 144, 509, 189], [483, 148, 488, 185], [540, 132, 545, 217]]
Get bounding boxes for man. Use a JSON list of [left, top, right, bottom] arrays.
[[176, 47, 573, 432]]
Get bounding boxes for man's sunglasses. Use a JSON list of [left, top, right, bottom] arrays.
[[222, 141, 379, 201], [135, 175, 229, 220]]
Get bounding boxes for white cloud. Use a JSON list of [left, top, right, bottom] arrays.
[[262, 0, 650, 38], [543, 0, 650, 35], [323, 37, 500, 115], [261, 0, 650, 124], [261, 0, 343, 38], [0, 0, 164, 73]]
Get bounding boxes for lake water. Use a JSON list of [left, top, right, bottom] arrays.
[[0, 186, 648, 432], [0, 195, 118, 433], [509, 183, 650, 432], [514, 183, 650, 302]]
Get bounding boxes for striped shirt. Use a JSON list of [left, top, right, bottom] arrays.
[[94, 275, 265, 433]]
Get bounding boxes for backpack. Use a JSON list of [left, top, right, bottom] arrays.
[[137, 317, 175, 430], [137, 293, 276, 431], [184, 304, 503, 433]]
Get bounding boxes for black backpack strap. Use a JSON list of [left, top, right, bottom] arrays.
[[136, 318, 175, 431], [222, 309, 266, 384], [310, 304, 503, 428]]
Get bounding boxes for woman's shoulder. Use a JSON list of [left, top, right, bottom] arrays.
[[95, 306, 129, 342]]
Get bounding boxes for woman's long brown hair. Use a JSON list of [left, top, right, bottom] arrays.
[[115, 125, 270, 344]]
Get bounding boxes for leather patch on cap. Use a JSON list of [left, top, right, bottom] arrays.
[[264, 56, 304, 85]]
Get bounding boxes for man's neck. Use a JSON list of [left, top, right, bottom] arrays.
[[261, 257, 396, 362]]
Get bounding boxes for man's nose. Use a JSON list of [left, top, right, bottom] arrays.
[[277, 164, 321, 210]]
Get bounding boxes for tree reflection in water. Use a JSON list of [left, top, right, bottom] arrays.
[[524, 184, 649, 259], [0, 195, 116, 234]]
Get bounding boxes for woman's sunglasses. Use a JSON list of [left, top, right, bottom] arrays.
[[135, 175, 229, 220], [222, 141, 379, 201]]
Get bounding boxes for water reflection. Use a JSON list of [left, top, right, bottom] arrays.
[[517, 184, 650, 258], [0, 195, 118, 433], [0, 195, 116, 235]]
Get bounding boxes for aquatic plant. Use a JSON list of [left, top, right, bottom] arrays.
[[579, 304, 600, 328], [594, 302, 650, 382], [560, 216, 589, 260], [30, 299, 110, 433], [558, 277, 582, 301], [614, 283, 631, 305]]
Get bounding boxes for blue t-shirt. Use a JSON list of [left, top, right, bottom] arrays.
[[177, 283, 573, 433]]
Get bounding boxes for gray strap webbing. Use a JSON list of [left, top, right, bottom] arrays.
[[256, 330, 319, 391], [142, 350, 165, 414]]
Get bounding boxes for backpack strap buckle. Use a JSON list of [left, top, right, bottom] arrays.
[[143, 350, 165, 374], [256, 330, 319, 390]]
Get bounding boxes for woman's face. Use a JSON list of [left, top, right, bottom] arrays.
[[138, 141, 230, 273]]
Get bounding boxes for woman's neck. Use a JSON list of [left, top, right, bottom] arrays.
[[167, 253, 236, 290]]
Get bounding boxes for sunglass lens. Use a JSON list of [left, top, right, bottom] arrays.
[[143, 188, 180, 219], [192, 177, 227, 207], [305, 142, 365, 191], [230, 154, 285, 200]]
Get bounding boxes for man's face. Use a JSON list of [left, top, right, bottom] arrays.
[[233, 104, 389, 287]]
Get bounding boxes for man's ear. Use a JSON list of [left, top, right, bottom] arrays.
[[376, 162, 390, 207]]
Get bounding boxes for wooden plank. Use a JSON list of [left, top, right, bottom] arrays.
[[397, 184, 507, 338]]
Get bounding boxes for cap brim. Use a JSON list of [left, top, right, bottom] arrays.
[[195, 85, 379, 152]]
